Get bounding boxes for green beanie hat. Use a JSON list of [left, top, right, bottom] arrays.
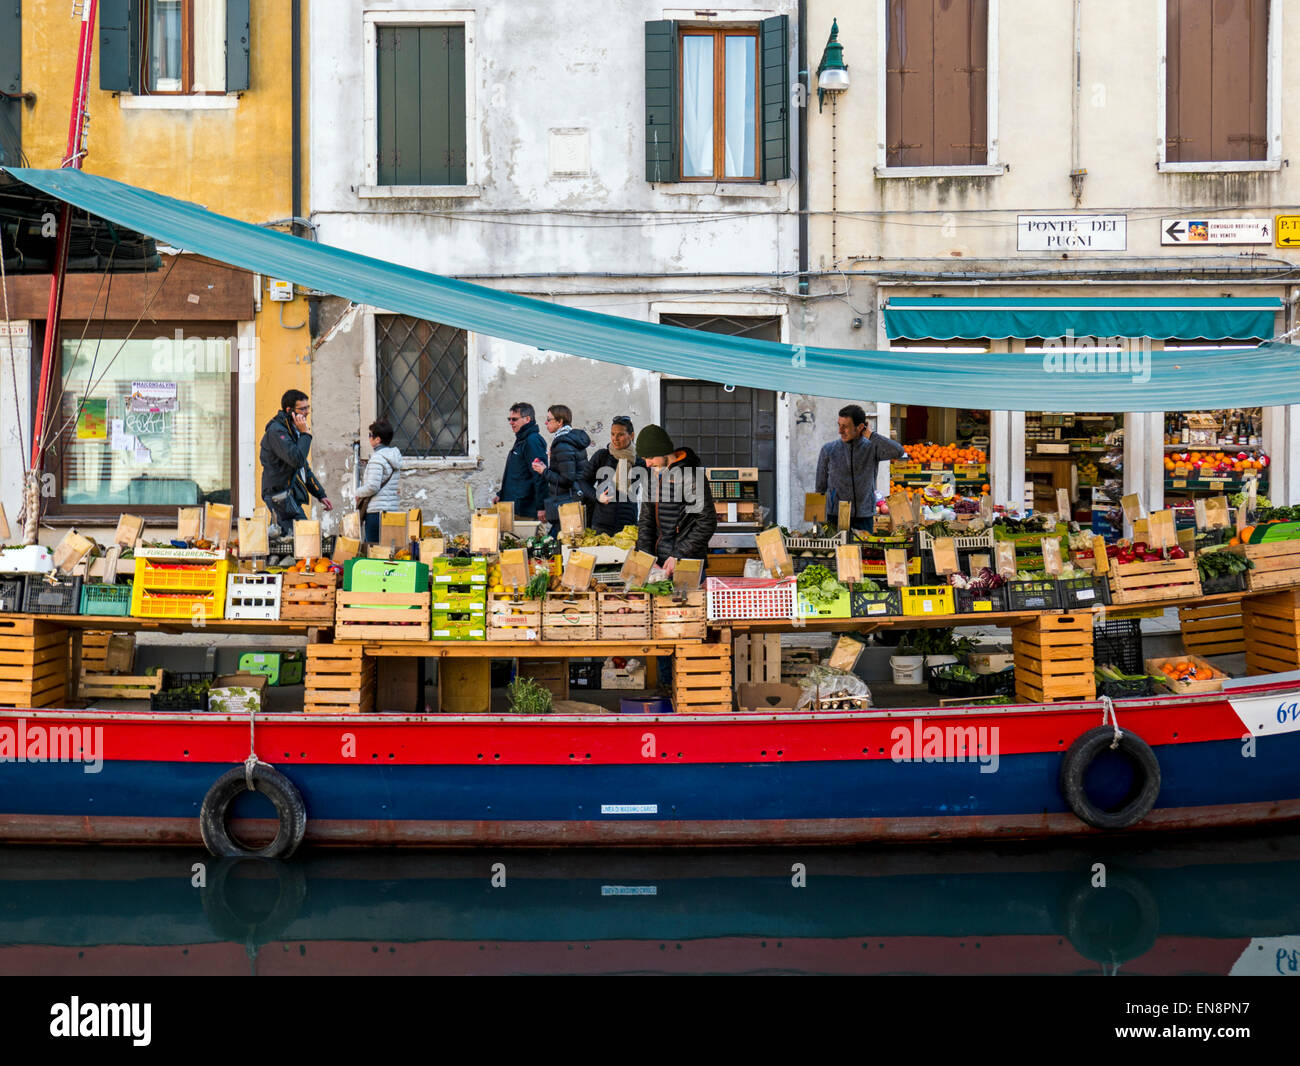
[[635, 424, 674, 459]]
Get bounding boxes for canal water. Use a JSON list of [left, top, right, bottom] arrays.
[[1, 829, 1297, 976]]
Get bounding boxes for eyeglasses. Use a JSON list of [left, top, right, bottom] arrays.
[[507, 415, 522, 423]]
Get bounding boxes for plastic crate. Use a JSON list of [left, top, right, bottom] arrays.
[[22, 574, 83, 615], [0, 575, 24, 613], [706, 576, 797, 621], [265, 535, 336, 559], [916, 529, 996, 552], [1198, 571, 1246, 595], [1093, 618, 1143, 675], [850, 587, 902, 617], [901, 586, 955, 617], [429, 556, 488, 583], [430, 584, 487, 612], [1006, 579, 1057, 612], [238, 651, 303, 686], [954, 586, 1007, 614], [344, 557, 430, 593], [569, 661, 602, 690], [926, 666, 983, 699], [150, 672, 214, 712], [80, 582, 133, 617], [797, 585, 851, 619], [1056, 575, 1112, 610], [225, 573, 282, 620], [1096, 674, 1156, 699], [786, 531, 849, 550], [130, 558, 229, 620]]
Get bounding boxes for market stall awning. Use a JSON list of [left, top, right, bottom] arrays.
[[883, 296, 1282, 341], [5, 166, 1300, 413]]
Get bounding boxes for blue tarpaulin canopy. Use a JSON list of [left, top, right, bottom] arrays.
[[884, 295, 1282, 341], [5, 166, 1299, 413]]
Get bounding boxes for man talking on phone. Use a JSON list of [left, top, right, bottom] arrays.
[[259, 389, 332, 537]]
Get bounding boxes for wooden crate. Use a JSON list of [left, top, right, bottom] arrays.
[[542, 592, 597, 641], [1146, 654, 1226, 695], [81, 630, 111, 673], [653, 590, 706, 641], [734, 633, 782, 685], [597, 590, 651, 641], [0, 616, 70, 709], [280, 570, 339, 621], [487, 595, 542, 641], [673, 638, 733, 713], [1011, 612, 1095, 703], [517, 657, 570, 701], [1242, 589, 1300, 675], [1240, 541, 1300, 593], [1179, 601, 1244, 658], [304, 643, 376, 714], [80, 673, 165, 700], [334, 590, 430, 641], [1108, 557, 1202, 605]]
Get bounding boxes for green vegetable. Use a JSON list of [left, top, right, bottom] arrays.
[[797, 564, 846, 607], [523, 571, 552, 600], [507, 677, 553, 715], [1196, 549, 1252, 580], [633, 579, 676, 596]]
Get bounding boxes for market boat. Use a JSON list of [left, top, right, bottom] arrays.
[[2, 675, 1298, 849]]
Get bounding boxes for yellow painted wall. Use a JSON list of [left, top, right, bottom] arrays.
[[22, 0, 311, 500]]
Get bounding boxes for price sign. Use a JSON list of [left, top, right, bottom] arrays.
[[884, 548, 909, 588], [804, 493, 827, 523], [835, 544, 863, 585], [995, 541, 1017, 578]]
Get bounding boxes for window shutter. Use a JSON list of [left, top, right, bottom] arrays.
[[759, 15, 789, 182], [645, 20, 678, 183], [0, 0, 21, 165], [98, 0, 140, 94], [226, 0, 251, 92]]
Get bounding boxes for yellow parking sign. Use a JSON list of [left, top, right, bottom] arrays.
[[1276, 215, 1300, 248]]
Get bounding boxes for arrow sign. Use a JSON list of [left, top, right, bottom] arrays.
[[1165, 220, 1185, 242], [1162, 217, 1271, 246]]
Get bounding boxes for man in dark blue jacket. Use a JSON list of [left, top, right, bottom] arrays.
[[494, 402, 548, 519], [259, 389, 332, 536]]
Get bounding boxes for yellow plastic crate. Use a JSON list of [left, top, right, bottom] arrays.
[[901, 586, 955, 617], [130, 557, 229, 620]]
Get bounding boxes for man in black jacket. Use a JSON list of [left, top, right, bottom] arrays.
[[531, 404, 593, 528], [633, 424, 717, 573], [259, 389, 331, 536], [494, 402, 548, 520], [586, 415, 644, 534]]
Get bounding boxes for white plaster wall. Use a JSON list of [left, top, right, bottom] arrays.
[[0, 323, 31, 533]]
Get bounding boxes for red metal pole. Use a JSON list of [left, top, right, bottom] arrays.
[[28, 0, 98, 477]]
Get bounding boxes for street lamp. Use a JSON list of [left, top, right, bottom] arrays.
[[816, 19, 849, 112]]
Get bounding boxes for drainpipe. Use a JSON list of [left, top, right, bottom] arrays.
[[291, 0, 302, 239], [797, 0, 809, 298], [1069, 0, 1085, 205]]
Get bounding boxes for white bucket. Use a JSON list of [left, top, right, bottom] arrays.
[[925, 654, 959, 671], [890, 655, 925, 685]]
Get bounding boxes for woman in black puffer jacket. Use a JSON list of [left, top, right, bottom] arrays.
[[532, 404, 594, 528]]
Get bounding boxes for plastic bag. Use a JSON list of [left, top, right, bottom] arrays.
[[795, 665, 872, 711], [743, 558, 773, 579]]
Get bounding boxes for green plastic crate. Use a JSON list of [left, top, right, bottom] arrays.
[[237, 651, 304, 686], [80, 582, 133, 617], [797, 586, 851, 619], [430, 583, 487, 612], [429, 556, 488, 584], [430, 611, 486, 640], [343, 557, 429, 594]]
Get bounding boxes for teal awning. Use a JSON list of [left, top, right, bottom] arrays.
[[4, 166, 1300, 413], [884, 296, 1282, 341]]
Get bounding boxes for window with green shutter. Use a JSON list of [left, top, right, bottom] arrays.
[[376, 25, 467, 187], [99, 0, 250, 95], [644, 16, 788, 184]]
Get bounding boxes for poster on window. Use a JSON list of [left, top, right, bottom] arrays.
[[75, 398, 108, 440], [128, 381, 178, 413]]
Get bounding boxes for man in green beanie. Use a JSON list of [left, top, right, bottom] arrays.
[[634, 424, 717, 574]]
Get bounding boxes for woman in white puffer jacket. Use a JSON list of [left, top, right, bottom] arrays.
[[356, 419, 403, 543]]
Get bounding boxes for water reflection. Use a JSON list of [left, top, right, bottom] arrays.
[[1, 830, 1298, 975]]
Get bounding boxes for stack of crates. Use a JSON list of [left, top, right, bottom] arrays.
[[130, 557, 230, 620], [430, 556, 487, 640]]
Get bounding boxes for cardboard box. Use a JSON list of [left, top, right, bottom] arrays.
[[208, 674, 268, 714], [601, 659, 647, 690], [967, 645, 1015, 675], [736, 683, 804, 713]]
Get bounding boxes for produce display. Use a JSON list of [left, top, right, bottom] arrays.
[[573, 525, 639, 549], [796, 564, 847, 608], [1164, 451, 1268, 475], [903, 444, 986, 465], [1196, 551, 1252, 581]]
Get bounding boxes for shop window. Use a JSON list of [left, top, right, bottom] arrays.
[[375, 315, 468, 458], [44, 327, 235, 516], [644, 17, 789, 183], [1165, 0, 1269, 164], [99, 0, 250, 95], [884, 0, 989, 168], [373, 23, 467, 186]]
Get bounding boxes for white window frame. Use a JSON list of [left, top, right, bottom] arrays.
[[874, 0, 1004, 178], [1156, 0, 1282, 173], [360, 307, 480, 471], [359, 9, 481, 198]]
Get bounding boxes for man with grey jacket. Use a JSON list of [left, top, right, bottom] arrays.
[[815, 404, 906, 532], [356, 419, 403, 543]]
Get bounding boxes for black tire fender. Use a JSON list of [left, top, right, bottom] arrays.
[[1059, 726, 1161, 830], [201, 857, 308, 945], [199, 763, 307, 860]]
